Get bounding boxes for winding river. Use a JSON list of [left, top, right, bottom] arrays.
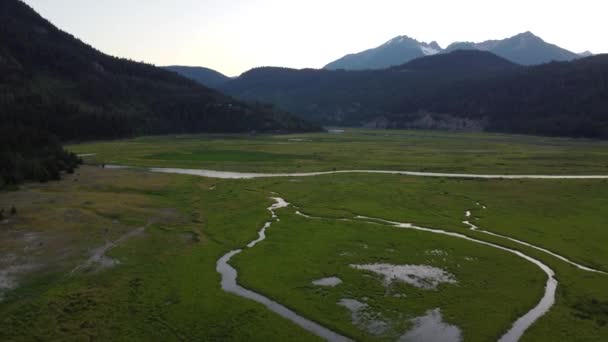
[[218, 196, 558, 342], [216, 197, 352, 342], [463, 209, 606, 274], [148, 167, 608, 180]]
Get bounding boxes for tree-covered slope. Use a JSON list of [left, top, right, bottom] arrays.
[[0, 0, 318, 187], [0, 0, 318, 140]]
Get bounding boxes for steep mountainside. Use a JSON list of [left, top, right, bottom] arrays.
[[445, 32, 580, 65], [324, 36, 441, 70], [0, 0, 317, 140], [163, 65, 231, 88], [0, 0, 317, 187]]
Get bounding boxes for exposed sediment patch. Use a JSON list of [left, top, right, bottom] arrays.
[[312, 277, 343, 287], [338, 298, 390, 336], [70, 226, 145, 274], [0, 264, 38, 301], [351, 264, 457, 290]]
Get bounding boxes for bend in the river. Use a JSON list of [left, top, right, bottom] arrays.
[[463, 207, 606, 274], [216, 197, 352, 342], [350, 215, 556, 342], [217, 196, 557, 342]]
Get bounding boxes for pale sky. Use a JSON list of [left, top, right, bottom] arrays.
[[24, 0, 608, 77]]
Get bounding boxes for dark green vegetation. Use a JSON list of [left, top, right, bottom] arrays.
[[0, 0, 317, 187], [164, 65, 231, 88], [0, 0, 316, 140], [0, 126, 81, 189], [69, 129, 608, 174], [220, 51, 608, 138]]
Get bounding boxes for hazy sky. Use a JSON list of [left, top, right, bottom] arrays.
[[24, 0, 608, 76]]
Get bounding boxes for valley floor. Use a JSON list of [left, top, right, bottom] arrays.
[[1, 129, 607, 341]]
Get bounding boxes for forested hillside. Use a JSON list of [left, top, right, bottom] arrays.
[[222, 51, 608, 138], [426, 55, 608, 137], [0, 0, 317, 187]]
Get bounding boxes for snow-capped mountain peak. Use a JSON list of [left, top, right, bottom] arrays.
[[325, 32, 585, 70], [383, 35, 415, 46], [420, 45, 440, 56]]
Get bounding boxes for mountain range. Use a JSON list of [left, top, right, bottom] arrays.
[[325, 32, 585, 70]]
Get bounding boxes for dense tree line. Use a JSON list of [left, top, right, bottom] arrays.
[[0, 0, 318, 187], [0, 125, 81, 188]]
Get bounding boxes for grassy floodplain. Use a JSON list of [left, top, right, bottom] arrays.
[[69, 129, 608, 174], [1, 129, 607, 341]]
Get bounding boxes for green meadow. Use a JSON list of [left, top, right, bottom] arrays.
[[1, 129, 607, 341]]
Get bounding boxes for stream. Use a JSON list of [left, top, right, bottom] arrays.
[[218, 197, 559, 342], [463, 210, 606, 274], [215, 197, 352, 342], [352, 215, 557, 342]]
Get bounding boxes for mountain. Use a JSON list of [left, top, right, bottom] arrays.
[[579, 51, 594, 57], [392, 50, 517, 73], [222, 50, 519, 124], [445, 31, 581, 65], [164, 65, 231, 88], [324, 36, 441, 70], [0, 0, 318, 187], [325, 32, 583, 69], [222, 51, 608, 138]]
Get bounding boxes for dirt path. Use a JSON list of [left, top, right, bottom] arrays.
[[70, 226, 145, 274]]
